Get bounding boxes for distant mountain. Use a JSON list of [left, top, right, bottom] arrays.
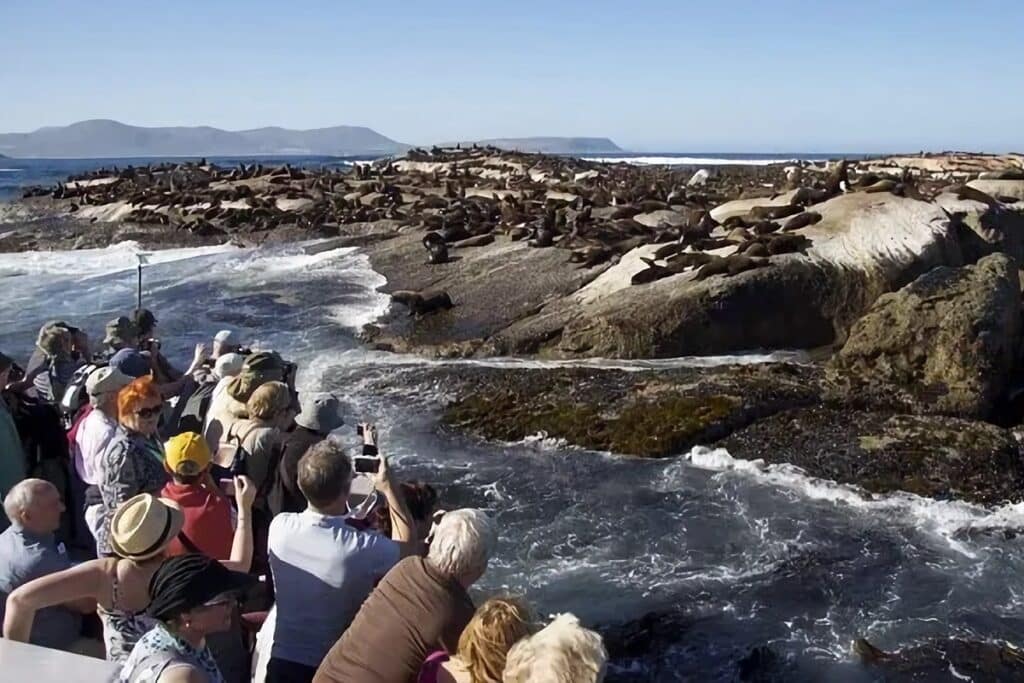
[[0, 120, 411, 158], [442, 137, 623, 154]]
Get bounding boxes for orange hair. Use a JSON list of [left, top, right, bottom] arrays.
[[457, 597, 537, 683], [117, 375, 161, 425]]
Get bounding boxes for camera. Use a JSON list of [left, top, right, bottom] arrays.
[[141, 338, 161, 353]]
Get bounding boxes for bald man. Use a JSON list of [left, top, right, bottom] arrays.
[[0, 479, 93, 652]]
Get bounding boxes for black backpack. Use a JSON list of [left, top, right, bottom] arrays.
[[58, 362, 106, 428]]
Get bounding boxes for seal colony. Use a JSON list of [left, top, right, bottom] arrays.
[[3, 147, 1024, 358]]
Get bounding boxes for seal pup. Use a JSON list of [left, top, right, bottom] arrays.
[[422, 232, 449, 264]]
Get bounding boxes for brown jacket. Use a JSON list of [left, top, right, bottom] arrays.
[[313, 556, 475, 683]]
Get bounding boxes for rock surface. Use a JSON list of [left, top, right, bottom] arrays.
[[425, 362, 1024, 506], [827, 253, 1022, 420], [717, 407, 1024, 505], [487, 192, 963, 358]]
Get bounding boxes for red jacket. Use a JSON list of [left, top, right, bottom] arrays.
[[160, 481, 234, 560]]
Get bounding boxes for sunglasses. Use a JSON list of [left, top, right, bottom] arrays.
[[134, 406, 162, 419], [202, 595, 238, 609]]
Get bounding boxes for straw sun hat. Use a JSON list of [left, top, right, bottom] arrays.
[[109, 493, 185, 561]]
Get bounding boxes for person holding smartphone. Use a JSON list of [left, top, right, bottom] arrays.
[[262, 426, 418, 683]]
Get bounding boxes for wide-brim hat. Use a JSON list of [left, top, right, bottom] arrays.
[[110, 494, 185, 561], [295, 393, 345, 434]]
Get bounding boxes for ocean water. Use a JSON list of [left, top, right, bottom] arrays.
[[3, 155, 1021, 680], [1, 239, 1023, 681]]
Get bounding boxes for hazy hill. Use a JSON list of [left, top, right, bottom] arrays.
[[442, 137, 623, 154], [0, 120, 411, 158]]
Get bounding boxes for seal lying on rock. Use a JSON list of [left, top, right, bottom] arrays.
[[391, 289, 454, 316], [748, 203, 803, 220], [783, 211, 822, 231], [452, 234, 495, 248], [630, 258, 674, 285]]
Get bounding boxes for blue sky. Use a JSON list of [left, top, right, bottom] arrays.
[[1, 1, 1020, 152]]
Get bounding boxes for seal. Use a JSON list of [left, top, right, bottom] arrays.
[[725, 254, 768, 276], [766, 233, 811, 255], [752, 220, 781, 235], [391, 289, 454, 316], [790, 187, 832, 206], [748, 204, 803, 221], [695, 256, 729, 280], [452, 234, 495, 248], [666, 252, 714, 272], [422, 232, 449, 264], [631, 258, 674, 285], [653, 242, 685, 260], [782, 211, 822, 232]]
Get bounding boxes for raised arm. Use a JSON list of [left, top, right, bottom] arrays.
[[221, 475, 256, 573], [3, 560, 109, 642]]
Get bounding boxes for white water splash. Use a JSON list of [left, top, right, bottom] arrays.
[[681, 446, 1024, 554]]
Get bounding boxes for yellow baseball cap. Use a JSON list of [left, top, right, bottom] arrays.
[[165, 432, 211, 477]]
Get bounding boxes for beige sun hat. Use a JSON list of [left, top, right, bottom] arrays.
[[109, 494, 185, 561]]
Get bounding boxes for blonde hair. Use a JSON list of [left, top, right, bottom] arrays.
[[246, 381, 291, 420], [457, 597, 536, 683], [502, 613, 607, 683]]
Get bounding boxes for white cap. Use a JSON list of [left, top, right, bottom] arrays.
[[86, 366, 133, 397], [213, 330, 240, 346], [214, 353, 246, 379]]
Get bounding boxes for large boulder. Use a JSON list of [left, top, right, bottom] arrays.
[[493, 192, 962, 358], [827, 253, 1022, 419], [967, 178, 1024, 202]]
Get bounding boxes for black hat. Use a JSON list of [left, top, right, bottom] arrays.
[[134, 308, 158, 332], [146, 554, 255, 621]]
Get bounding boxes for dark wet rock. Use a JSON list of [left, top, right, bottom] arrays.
[[826, 253, 1022, 420], [717, 407, 1024, 505], [852, 637, 1024, 682], [440, 363, 820, 457]]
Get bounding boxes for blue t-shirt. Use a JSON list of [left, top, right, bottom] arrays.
[[0, 525, 81, 650], [268, 509, 400, 667]]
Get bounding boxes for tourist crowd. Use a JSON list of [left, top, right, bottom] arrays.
[[0, 312, 608, 682]]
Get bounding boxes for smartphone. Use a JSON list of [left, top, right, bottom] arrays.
[[352, 456, 381, 474], [219, 478, 235, 496]]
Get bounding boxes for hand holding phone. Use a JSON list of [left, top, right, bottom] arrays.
[[353, 455, 381, 474]]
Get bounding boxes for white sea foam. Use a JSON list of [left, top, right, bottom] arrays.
[[0, 241, 241, 280], [680, 446, 1024, 553], [0, 168, 20, 173], [582, 156, 826, 167]]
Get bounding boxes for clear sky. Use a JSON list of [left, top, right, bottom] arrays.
[[2, 1, 1020, 152]]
